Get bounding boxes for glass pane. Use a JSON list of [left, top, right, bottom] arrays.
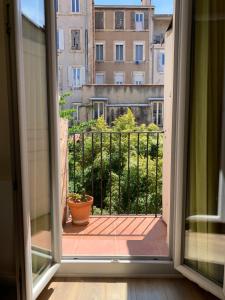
[[94, 103, 98, 119], [185, 0, 225, 287], [21, 0, 53, 285]]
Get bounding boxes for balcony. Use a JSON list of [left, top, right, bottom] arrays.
[[62, 129, 169, 257]]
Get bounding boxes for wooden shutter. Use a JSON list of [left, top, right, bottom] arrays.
[[80, 67, 85, 86], [115, 11, 124, 30], [144, 11, 149, 30], [71, 30, 80, 50], [130, 12, 135, 30], [95, 12, 104, 29], [59, 29, 64, 50], [68, 66, 73, 88]]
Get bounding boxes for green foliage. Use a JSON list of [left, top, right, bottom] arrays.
[[68, 109, 163, 215], [59, 92, 76, 121]]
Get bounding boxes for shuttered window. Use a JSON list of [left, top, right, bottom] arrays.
[[71, 30, 80, 50], [72, 0, 80, 12], [115, 11, 124, 30], [96, 44, 104, 61], [135, 44, 144, 62], [95, 12, 104, 29], [157, 52, 165, 73], [115, 43, 124, 61], [114, 72, 124, 85], [57, 29, 64, 51]]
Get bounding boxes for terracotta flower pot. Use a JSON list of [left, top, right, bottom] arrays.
[[67, 195, 93, 225]]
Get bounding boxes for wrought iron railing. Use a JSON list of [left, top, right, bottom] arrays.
[[68, 131, 163, 216]]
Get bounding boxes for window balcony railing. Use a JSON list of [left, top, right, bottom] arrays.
[[68, 131, 163, 216]]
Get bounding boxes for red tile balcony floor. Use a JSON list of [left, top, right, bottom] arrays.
[[62, 216, 169, 257]]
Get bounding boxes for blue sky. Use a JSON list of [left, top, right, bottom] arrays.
[[95, 0, 173, 14]]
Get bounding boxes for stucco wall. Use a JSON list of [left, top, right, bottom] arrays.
[[57, 0, 94, 91]]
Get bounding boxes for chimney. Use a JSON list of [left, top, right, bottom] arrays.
[[141, 0, 151, 6]]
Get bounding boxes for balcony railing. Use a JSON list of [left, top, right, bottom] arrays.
[[68, 131, 163, 216]]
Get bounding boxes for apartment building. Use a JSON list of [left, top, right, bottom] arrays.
[[57, 0, 171, 127], [57, 0, 94, 106]]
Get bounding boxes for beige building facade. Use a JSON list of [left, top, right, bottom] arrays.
[[57, 0, 172, 127]]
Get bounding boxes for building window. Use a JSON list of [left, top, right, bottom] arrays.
[[72, 0, 80, 12], [58, 66, 63, 90], [115, 11, 124, 30], [93, 102, 105, 119], [133, 72, 145, 85], [152, 102, 163, 127], [134, 43, 144, 62], [95, 12, 104, 29], [157, 52, 165, 73], [115, 42, 124, 62], [96, 72, 105, 84], [135, 13, 144, 31], [55, 0, 58, 12], [71, 30, 80, 50], [73, 104, 80, 122], [72, 67, 81, 87], [96, 43, 104, 61], [57, 29, 64, 51], [114, 72, 124, 85]]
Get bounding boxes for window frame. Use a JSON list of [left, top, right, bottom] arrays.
[[135, 12, 144, 31], [72, 67, 81, 88], [70, 29, 81, 51], [71, 0, 80, 13], [134, 41, 145, 63], [114, 41, 125, 62], [95, 72, 105, 84], [114, 72, 125, 85], [95, 11, 105, 30], [93, 101, 105, 119], [95, 42, 105, 62], [152, 101, 164, 127], [72, 103, 80, 122], [114, 10, 125, 30], [132, 71, 145, 85]]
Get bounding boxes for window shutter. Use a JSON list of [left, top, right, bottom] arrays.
[[80, 67, 85, 86], [71, 30, 80, 50], [157, 53, 164, 72], [59, 29, 64, 50], [115, 11, 124, 30], [144, 11, 149, 29], [68, 66, 73, 87], [95, 12, 104, 29], [130, 12, 135, 30]]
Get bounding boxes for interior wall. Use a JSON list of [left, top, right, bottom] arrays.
[[0, 1, 16, 283]]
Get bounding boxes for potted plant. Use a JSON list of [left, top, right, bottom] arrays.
[[67, 190, 93, 225]]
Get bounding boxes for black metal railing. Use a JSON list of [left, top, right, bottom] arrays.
[[68, 131, 163, 216]]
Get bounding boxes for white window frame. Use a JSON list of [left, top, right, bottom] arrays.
[[135, 12, 144, 31], [93, 101, 105, 119], [95, 42, 105, 62], [152, 101, 164, 127], [57, 29, 64, 51], [134, 41, 145, 63], [132, 71, 145, 85], [72, 103, 80, 122], [72, 67, 81, 88], [158, 51, 165, 73], [95, 72, 105, 84], [114, 72, 125, 85], [114, 41, 125, 62], [71, 0, 80, 13]]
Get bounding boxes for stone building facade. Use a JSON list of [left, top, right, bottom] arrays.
[[57, 0, 172, 127]]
